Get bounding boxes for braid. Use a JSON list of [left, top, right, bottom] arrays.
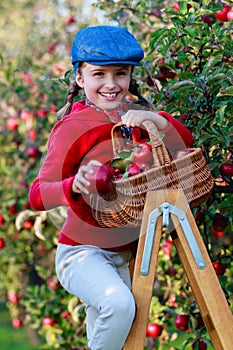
[[56, 81, 81, 121], [128, 78, 152, 108]]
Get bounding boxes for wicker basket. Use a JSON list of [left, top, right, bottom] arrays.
[[90, 120, 214, 228]]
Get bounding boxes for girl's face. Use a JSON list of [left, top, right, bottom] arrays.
[[76, 63, 132, 110]]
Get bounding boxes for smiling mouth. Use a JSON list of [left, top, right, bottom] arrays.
[[100, 92, 119, 98]]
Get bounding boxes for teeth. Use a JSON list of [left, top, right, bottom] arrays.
[[101, 93, 117, 98]]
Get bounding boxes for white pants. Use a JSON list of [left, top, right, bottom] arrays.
[[55, 244, 136, 350]]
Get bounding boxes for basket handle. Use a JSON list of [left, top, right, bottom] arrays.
[[111, 119, 171, 168]]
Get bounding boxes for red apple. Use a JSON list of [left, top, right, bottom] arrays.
[[212, 213, 228, 231], [161, 239, 173, 256], [227, 10, 233, 21], [48, 276, 61, 290], [8, 293, 20, 303], [212, 261, 226, 276], [0, 213, 5, 226], [28, 129, 38, 141], [211, 227, 224, 238], [219, 163, 233, 177], [9, 204, 17, 216], [66, 16, 75, 25], [85, 164, 114, 196], [12, 318, 23, 328], [36, 109, 49, 117], [133, 143, 153, 165], [215, 5, 231, 22], [20, 110, 34, 121], [22, 220, 34, 229], [146, 322, 163, 338], [6, 117, 18, 130], [42, 317, 56, 327], [0, 238, 5, 249], [127, 163, 142, 177], [173, 2, 180, 12], [61, 311, 71, 320], [26, 146, 41, 158], [191, 339, 207, 350], [174, 314, 189, 331]]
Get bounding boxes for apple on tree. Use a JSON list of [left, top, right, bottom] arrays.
[[191, 338, 207, 350], [174, 314, 190, 331], [0, 237, 5, 249], [146, 322, 163, 338], [212, 261, 226, 276], [42, 316, 56, 327], [12, 318, 23, 329]]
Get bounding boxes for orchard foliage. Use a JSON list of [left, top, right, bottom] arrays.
[[0, 0, 233, 349]]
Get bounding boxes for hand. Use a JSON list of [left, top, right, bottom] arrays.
[[72, 160, 102, 195], [121, 110, 169, 130]]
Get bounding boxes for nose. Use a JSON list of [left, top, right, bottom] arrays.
[[105, 74, 117, 89]]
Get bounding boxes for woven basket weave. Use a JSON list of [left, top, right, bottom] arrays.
[[90, 120, 214, 228]]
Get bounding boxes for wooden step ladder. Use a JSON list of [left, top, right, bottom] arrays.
[[123, 190, 233, 350]]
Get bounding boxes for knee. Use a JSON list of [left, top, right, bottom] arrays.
[[102, 287, 136, 323]]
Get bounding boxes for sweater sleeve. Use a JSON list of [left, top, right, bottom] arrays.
[[157, 111, 194, 150]]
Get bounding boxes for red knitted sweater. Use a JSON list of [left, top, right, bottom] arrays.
[[29, 101, 193, 251]]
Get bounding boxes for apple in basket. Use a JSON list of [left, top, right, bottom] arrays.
[[84, 164, 114, 196], [134, 140, 153, 165]]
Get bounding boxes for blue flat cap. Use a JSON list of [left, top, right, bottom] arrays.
[[71, 26, 144, 71]]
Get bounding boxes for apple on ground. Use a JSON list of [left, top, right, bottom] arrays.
[[174, 314, 190, 331], [146, 322, 163, 338]]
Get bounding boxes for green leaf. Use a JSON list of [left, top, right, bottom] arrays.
[[203, 55, 223, 73], [183, 26, 200, 38], [206, 73, 227, 86], [217, 86, 233, 97], [168, 80, 195, 90]]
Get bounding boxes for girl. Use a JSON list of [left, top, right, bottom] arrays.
[[29, 26, 193, 350]]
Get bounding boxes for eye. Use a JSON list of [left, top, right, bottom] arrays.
[[93, 71, 104, 77], [116, 70, 127, 76]]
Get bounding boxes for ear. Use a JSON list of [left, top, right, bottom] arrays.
[[76, 73, 84, 88]]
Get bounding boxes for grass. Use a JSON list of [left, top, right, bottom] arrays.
[[0, 304, 41, 350]]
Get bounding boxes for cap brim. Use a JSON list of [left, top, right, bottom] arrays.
[[85, 60, 141, 66]]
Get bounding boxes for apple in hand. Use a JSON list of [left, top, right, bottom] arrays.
[[85, 164, 114, 196], [146, 322, 163, 338]]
